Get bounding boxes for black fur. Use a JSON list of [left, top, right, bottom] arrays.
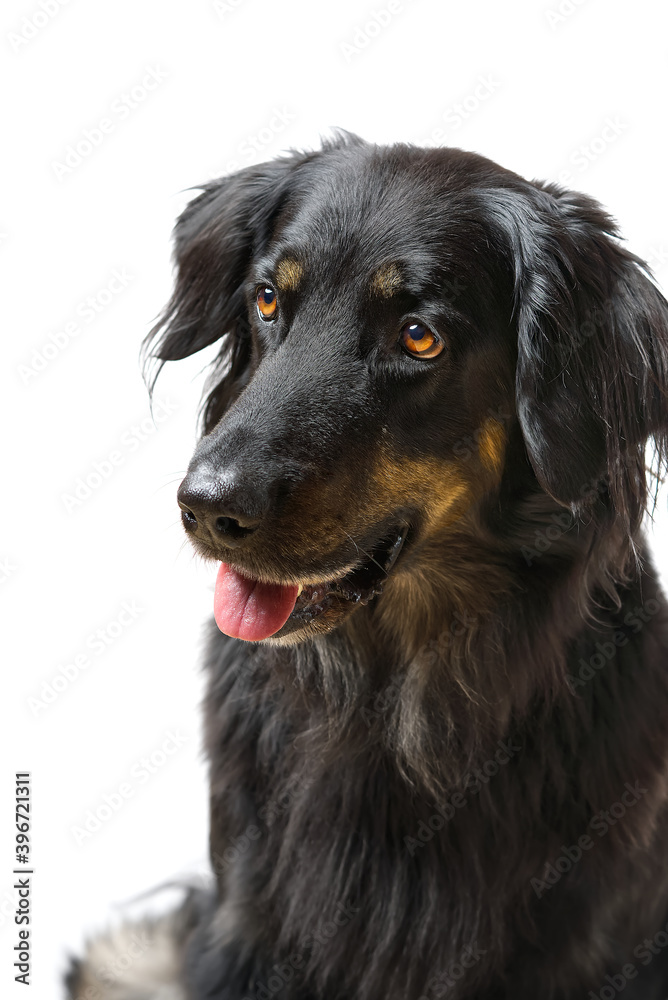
[[106, 136, 668, 998]]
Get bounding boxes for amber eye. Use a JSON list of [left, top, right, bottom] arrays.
[[399, 322, 444, 359], [256, 286, 278, 320]]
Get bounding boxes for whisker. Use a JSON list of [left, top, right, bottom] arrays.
[[152, 479, 186, 499], [343, 530, 387, 577]]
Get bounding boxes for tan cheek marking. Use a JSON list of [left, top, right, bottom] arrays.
[[286, 452, 473, 562], [371, 451, 473, 530], [477, 418, 507, 476], [275, 259, 304, 292], [370, 262, 403, 297]]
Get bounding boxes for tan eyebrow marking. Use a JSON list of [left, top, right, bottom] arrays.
[[275, 258, 304, 292], [369, 262, 403, 297]]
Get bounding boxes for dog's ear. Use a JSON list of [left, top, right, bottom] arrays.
[[147, 154, 307, 361], [488, 184, 668, 520], [143, 151, 310, 425]]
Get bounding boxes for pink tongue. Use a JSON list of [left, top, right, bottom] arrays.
[[213, 563, 299, 641]]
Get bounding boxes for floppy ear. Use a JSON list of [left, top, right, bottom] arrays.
[[143, 151, 310, 427], [488, 183, 668, 521]]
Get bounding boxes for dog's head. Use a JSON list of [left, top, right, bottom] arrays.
[[146, 134, 668, 645]]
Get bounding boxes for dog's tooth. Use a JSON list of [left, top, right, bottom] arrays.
[[296, 585, 303, 597]]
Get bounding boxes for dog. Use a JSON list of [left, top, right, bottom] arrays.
[[67, 133, 668, 999]]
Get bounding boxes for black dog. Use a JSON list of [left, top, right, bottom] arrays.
[[68, 134, 668, 999]]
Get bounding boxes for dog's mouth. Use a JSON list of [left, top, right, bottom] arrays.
[[213, 525, 409, 642]]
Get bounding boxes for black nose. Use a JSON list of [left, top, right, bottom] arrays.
[[177, 468, 269, 547]]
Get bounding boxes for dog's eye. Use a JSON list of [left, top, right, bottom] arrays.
[[256, 286, 278, 321], [399, 322, 444, 359]]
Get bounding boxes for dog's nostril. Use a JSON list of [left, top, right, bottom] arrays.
[[177, 470, 267, 545], [214, 515, 254, 540], [181, 508, 198, 530]]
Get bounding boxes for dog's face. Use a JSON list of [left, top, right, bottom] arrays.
[[148, 136, 668, 645]]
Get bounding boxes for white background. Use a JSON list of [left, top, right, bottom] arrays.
[[2, 0, 668, 996]]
